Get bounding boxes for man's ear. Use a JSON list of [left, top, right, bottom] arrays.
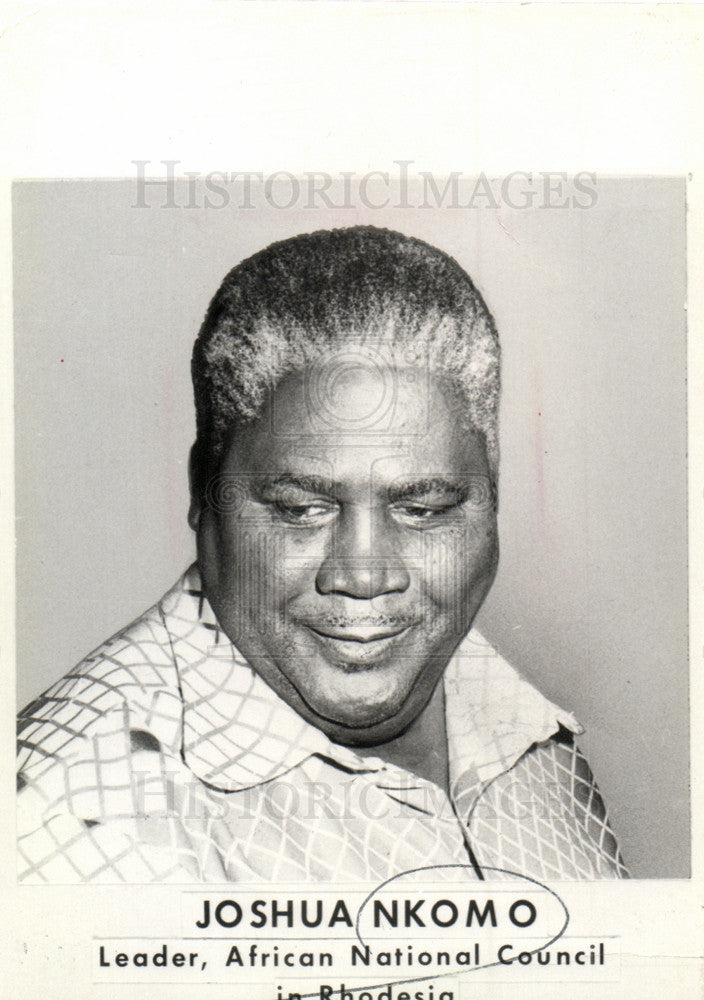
[[187, 442, 203, 532]]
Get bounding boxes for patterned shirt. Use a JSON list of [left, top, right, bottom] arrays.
[[17, 565, 628, 883]]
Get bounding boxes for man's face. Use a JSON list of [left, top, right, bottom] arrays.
[[194, 352, 498, 746]]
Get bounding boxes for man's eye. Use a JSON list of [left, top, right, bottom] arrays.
[[392, 503, 452, 521], [274, 501, 336, 524]]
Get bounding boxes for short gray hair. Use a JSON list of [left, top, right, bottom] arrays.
[[191, 226, 500, 489]]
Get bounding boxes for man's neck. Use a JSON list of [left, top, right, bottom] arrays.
[[354, 682, 450, 795]]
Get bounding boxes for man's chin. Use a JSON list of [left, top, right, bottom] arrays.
[[300, 691, 415, 745]]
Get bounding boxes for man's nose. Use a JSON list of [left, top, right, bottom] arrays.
[[315, 506, 410, 599]]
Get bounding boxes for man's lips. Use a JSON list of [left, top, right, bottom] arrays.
[[307, 624, 410, 642], [304, 623, 413, 668]]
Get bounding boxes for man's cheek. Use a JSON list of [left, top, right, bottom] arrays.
[[421, 533, 476, 592], [281, 535, 330, 588], [250, 561, 311, 626], [458, 519, 499, 578], [421, 548, 491, 628]]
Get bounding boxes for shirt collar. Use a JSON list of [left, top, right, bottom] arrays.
[[443, 633, 582, 811], [159, 565, 581, 796]]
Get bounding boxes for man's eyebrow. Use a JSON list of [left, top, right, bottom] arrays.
[[253, 474, 487, 505], [385, 477, 470, 504], [254, 474, 339, 496]]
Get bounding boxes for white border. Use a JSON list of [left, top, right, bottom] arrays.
[[2, 3, 702, 998]]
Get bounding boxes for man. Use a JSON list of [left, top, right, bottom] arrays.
[[17, 226, 627, 882]]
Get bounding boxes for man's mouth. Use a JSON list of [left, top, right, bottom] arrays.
[[305, 623, 412, 668], [309, 623, 409, 642]]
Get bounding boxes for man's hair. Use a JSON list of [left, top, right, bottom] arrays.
[[191, 226, 500, 491]]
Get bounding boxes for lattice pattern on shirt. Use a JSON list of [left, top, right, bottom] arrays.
[[465, 733, 628, 879], [17, 565, 628, 883]]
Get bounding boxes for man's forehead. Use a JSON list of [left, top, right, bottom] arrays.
[[269, 369, 435, 437], [256, 343, 477, 434], [214, 351, 491, 488]]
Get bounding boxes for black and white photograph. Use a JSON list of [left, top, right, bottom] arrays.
[[2, 6, 703, 1000], [14, 174, 688, 890]]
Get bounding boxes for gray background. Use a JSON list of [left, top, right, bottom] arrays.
[[14, 177, 689, 878]]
